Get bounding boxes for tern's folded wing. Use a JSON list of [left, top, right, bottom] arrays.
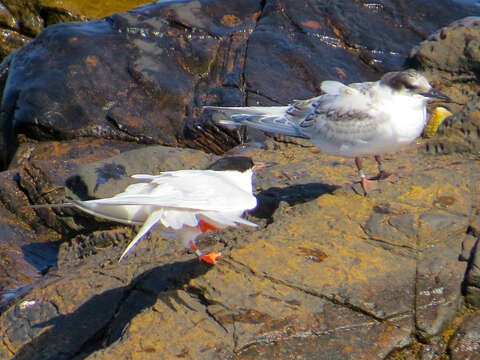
[[84, 171, 257, 212]]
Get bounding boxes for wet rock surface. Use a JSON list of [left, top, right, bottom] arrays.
[[0, 0, 478, 166], [0, 1, 479, 359], [0, 0, 153, 61]]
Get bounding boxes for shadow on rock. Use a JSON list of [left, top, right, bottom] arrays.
[[21, 241, 59, 273], [10, 259, 212, 360], [252, 182, 339, 220]]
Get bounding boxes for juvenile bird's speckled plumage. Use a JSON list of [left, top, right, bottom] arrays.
[[205, 70, 450, 194]]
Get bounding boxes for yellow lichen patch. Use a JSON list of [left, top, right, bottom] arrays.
[[51, 0, 152, 19], [317, 193, 372, 225], [220, 14, 242, 27], [398, 185, 432, 204], [423, 106, 452, 138]]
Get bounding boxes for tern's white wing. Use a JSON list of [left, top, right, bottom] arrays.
[[80, 169, 257, 213]]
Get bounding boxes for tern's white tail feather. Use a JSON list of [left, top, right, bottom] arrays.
[[204, 105, 307, 138]]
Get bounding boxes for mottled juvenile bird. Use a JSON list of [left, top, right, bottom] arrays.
[[205, 70, 450, 194]]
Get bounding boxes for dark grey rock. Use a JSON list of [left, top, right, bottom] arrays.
[[448, 314, 480, 360]]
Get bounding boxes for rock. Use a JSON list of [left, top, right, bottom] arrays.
[[416, 246, 465, 341], [460, 234, 478, 262], [0, 0, 155, 61], [0, 0, 477, 166], [423, 97, 480, 156], [0, 0, 264, 166], [0, 134, 476, 359], [66, 144, 218, 199], [465, 240, 480, 308], [410, 17, 480, 157], [410, 16, 480, 100], [447, 314, 480, 360]]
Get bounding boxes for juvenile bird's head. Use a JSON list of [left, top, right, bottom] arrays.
[[380, 70, 450, 102]]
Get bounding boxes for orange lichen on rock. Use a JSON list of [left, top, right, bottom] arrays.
[[220, 14, 242, 27], [85, 55, 99, 67], [301, 20, 323, 29]]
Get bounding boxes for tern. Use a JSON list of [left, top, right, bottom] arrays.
[[33, 157, 259, 264], [205, 70, 450, 194]]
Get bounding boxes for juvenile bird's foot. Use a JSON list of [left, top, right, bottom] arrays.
[[198, 252, 222, 265], [360, 177, 380, 196], [369, 170, 398, 184]]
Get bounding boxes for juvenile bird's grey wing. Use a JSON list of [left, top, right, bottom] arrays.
[[298, 82, 387, 145], [205, 105, 308, 139]]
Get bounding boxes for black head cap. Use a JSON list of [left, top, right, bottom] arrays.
[[206, 156, 254, 172]]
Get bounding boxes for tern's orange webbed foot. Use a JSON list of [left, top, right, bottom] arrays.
[[199, 252, 221, 265]]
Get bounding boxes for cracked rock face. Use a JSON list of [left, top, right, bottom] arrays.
[[0, 138, 478, 359]]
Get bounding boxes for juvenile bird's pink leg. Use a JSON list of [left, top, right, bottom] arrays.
[[355, 157, 378, 195], [370, 155, 397, 183]]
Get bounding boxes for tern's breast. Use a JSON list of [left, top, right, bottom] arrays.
[[387, 95, 427, 145]]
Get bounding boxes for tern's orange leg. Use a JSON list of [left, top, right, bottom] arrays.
[[198, 219, 218, 233], [188, 229, 221, 265]]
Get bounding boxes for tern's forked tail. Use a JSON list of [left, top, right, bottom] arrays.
[[204, 105, 308, 139]]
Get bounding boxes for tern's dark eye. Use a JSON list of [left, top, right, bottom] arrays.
[[404, 83, 417, 90]]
